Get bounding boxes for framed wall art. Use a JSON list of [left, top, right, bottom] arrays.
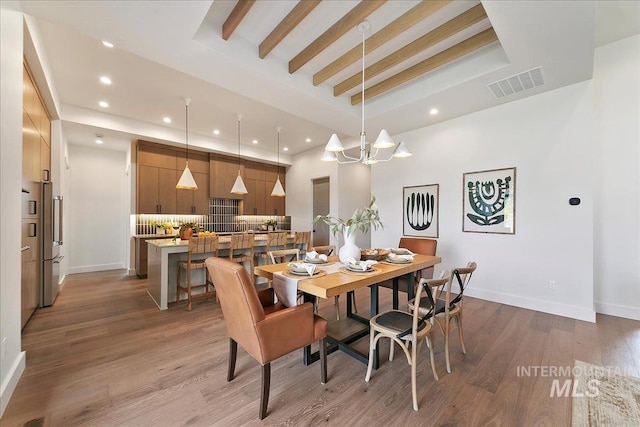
[[463, 167, 516, 234], [403, 184, 439, 238]]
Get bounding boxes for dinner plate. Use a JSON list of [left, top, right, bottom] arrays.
[[288, 269, 320, 276], [304, 258, 327, 264], [385, 257, 411, 264], [346, 264, 374, 273]]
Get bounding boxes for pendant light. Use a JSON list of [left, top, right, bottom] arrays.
[[271, 126, 285, 197], [230, 113, 248, 194], [321, 21, 412, 164], [176, 97, 198, 189]]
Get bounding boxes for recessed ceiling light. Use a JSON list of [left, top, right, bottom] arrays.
[[305, 138, 311, 142], [99, 101, 109, 108], [100, 76, 112, 85], [429, 108, 438, 115], [283, 147, 289, 151], [252, 139, 258, 144], [213, 129, 220, 135], [95, 134, 104, 144], [163, 117, 171, 123], [102, 41, 114, 48]]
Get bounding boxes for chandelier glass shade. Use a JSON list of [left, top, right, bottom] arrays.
[[321, 21, 412, 165], [176, 97, 198, 190]]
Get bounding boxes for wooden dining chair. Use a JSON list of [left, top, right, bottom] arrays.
[[292, 231, 311, 257], [268, 248, 300, 265], [205, 257, 328, 420], [229, 232, 255, 284], [408, 262, 477, 373], [176, 235, 219, 310], [365, 277, 443, 411]]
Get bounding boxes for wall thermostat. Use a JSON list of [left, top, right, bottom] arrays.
[[569, 197, 581, 206]]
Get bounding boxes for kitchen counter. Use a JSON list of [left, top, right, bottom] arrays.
[[146, 234, 294, 310]]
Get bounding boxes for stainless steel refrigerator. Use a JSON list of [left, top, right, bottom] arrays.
[[41, 182, 63, 307]]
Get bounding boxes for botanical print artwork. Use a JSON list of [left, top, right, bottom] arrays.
[[403, 184, 439, 238], [463, 167, 516, 234]]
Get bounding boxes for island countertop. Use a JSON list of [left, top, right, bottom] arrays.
[[146, 234, 294, 310]]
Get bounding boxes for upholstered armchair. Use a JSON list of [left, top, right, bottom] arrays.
[[205, 257, 328, 419]]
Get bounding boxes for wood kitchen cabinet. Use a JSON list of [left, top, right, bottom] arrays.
[[137, 165, 177, 214], [210, 155, 243, 200], [176, 151, 209, 214], [241, 163, 286, 215]]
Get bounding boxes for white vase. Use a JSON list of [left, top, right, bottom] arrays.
[[339, 229, 361, 263]]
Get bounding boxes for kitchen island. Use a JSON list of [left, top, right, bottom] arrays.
[[146, 234, 293, 310]]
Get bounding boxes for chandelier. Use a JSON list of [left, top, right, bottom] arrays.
[[321, 21, 412, 165]]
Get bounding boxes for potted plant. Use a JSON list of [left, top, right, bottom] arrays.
[[163, 222, 177, 235], [149, 220, 164, 235], [263, 219, 278, 231], [313, 195, 383, 263], [179, 222, 200, 240]]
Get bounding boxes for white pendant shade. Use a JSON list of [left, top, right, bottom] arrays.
[[321, 150, 338, 162], [176, 163, 198, 189], [393, 141, 413, 158], [373, 129, 395, 149], [324, 134, 344, 152], [271, 176, 285, 197], [231, 171, 248, 194]]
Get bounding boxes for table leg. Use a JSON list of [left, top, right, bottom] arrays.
[[392, 278, 399, 310], [370, 284, 379, 370]]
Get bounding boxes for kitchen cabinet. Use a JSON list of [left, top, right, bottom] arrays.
[[176, 152, 209, 214], [41, 137, 51, 182], [134, 235, 174, 278], [210, 155, 243, 200], [242, 163, 286, 215], [138, 165, 177, 214]]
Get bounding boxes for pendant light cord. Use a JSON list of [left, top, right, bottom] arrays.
[[185, 101, 189, 162], [237, 114, 242, 171]]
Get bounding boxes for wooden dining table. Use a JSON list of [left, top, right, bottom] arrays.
[[254, 254, 441, 369]]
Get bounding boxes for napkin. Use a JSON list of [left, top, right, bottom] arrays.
[[387, 252, 414, 261], [287, 262, 316, 276], [305, 250, 327, 262], [346, 257, 378, 271], [272, 275, 300, 307]]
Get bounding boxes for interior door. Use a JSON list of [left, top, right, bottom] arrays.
[[312, 177, 330, 247]]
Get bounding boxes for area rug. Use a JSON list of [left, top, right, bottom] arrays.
[[572, 360, 640, 426]]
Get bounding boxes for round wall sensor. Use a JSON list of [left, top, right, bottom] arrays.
[[569, 197, 581, 206]]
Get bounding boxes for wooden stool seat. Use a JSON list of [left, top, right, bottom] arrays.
[[177, 235, 219, 310], [229, 232, 255, 284]]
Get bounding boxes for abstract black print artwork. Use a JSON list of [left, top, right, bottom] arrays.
[[403, 184, 439, 238], [463, 167, 516, 234]]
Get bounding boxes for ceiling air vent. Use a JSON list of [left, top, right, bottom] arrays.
[[488, 67, 545, 99]]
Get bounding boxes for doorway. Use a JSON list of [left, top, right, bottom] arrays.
[[312, 177, 330, 247]]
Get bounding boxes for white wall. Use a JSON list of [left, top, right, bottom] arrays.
[[67, 144, 129, 273], [0, 2, 26, 417], [286, 146, 371, 249], [593, 35, 640, 320]]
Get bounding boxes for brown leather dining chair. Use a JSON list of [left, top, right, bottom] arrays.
[[205, 257, 328, 420]]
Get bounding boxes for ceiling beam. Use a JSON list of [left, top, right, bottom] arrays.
[[313, 0, 450, 86], [335, 3, 488, 96], [222, 0, 256, 41], [351, 27, 498, 104], [259, 0, 322, 59], [288, 0, 387, 74]]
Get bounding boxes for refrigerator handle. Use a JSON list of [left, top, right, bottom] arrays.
[[54, 195, 63, 245]]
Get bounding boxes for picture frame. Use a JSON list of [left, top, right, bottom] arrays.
[[403, 184, 439, 238], [463, 167, 516, 234]]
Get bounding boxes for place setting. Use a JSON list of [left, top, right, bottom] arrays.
[[381, 248, 415, 265], [303, 250, 334, 265], [282, 262, 327, 279], [339, 257, 381, 275]]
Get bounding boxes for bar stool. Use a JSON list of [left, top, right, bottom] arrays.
[[259, 231, 288, 265], [229, 232, 255, 284], [176, 235, 219, 310], [292, 231, 311, 257]]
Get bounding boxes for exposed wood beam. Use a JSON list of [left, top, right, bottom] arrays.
[[288, 0, 387, 74], [222, 0, 256, 41], [335, 3, 488, 96], [351, 27, 498, 104], [313, 0, 450, 86], [259, 1, 322, 59]]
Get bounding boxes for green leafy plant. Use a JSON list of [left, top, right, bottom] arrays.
[[163, 222, 176, 230], [179, 222, 200, 234], [263, 219, 277, 227], [149, 220, 162, 229], [314, 195, 383, 237]]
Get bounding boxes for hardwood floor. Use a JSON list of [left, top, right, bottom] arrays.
[[2, 270, 639, 426]]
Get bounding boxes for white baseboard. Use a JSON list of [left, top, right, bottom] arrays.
[[466, 287, 596, 323], [595, 301, 640, 321], [0, 351, 25, 417], [127, 268, 137, 276], [68, 263, 125, 274]]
